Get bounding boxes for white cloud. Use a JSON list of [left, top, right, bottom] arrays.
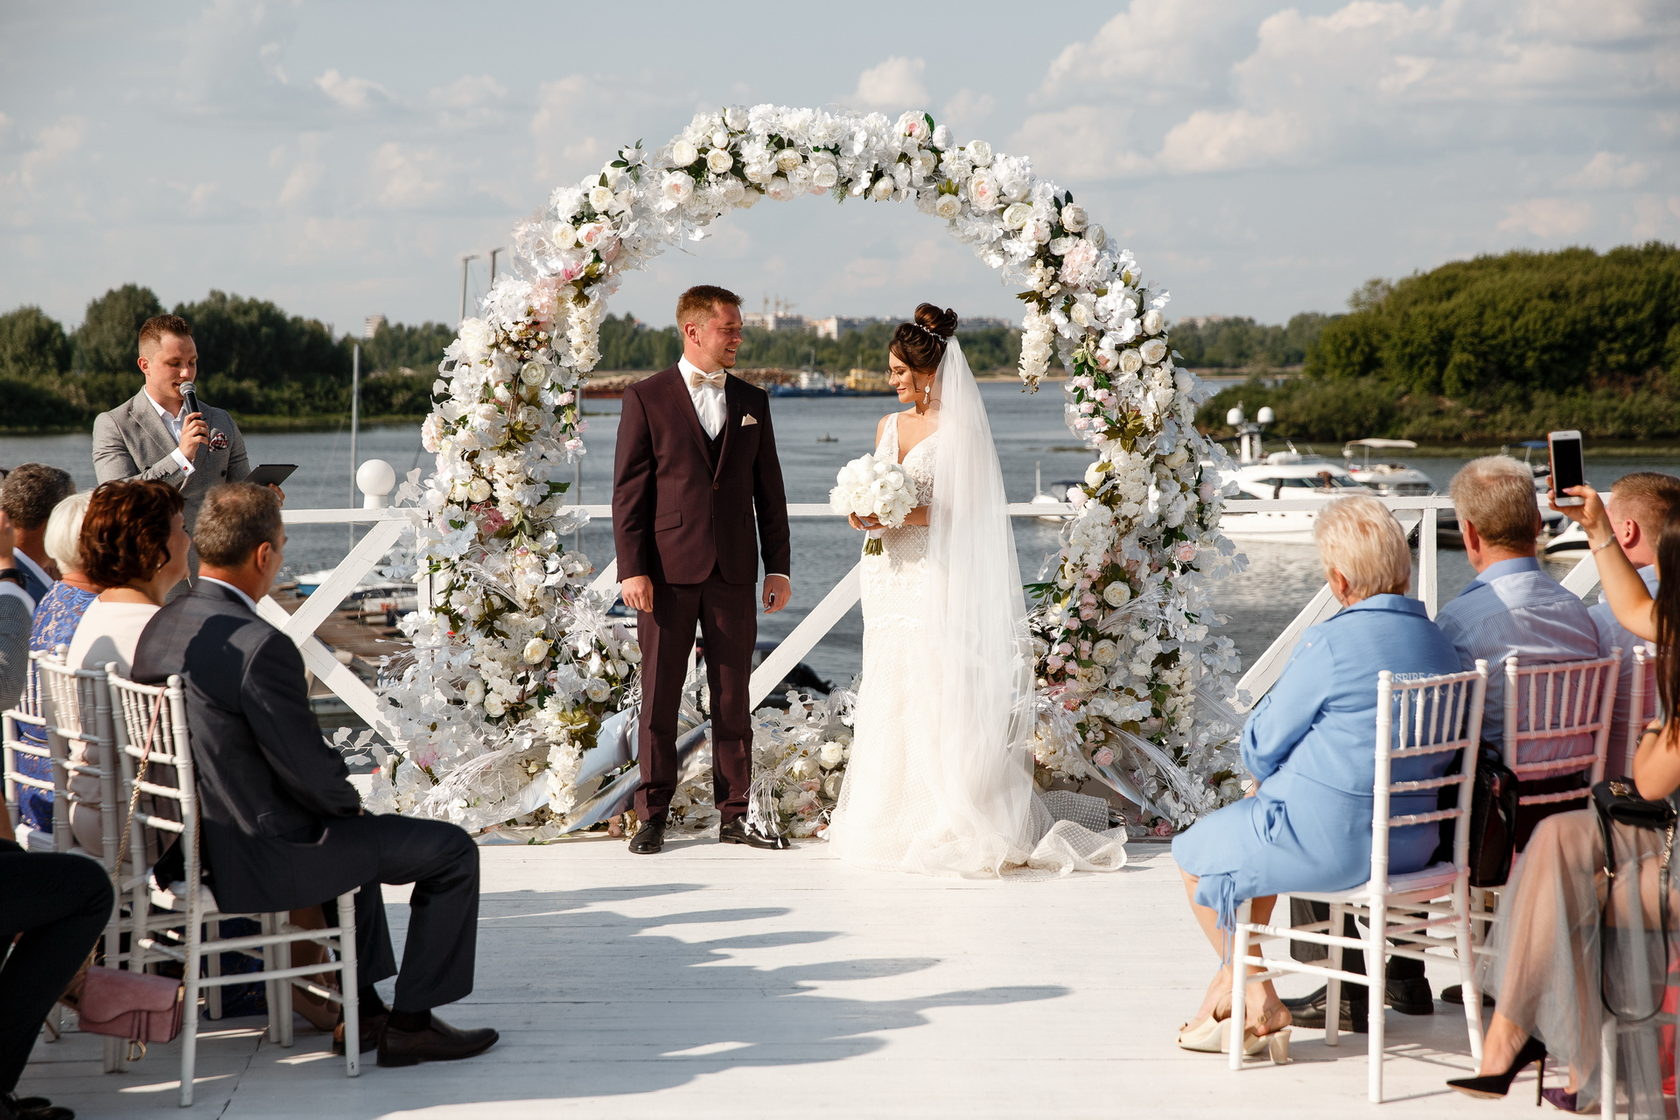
[[428, 75, 509, 130], [1630, 195, 1680, 239], [20, 116, 87, 189], [1010, 106, 1155, 182], [1564, 152, 1651, 190], [942, 89, 996, 133], [529, 76, 609, 187], [316, 69, 394, 111], [848, 57, 929, 111], [1497, 198, 1593, 237], [1157, 108, 1308, 174], [368, 142, 449, 209], [274, 135, 327, 211]]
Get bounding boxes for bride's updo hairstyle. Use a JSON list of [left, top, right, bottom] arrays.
[[889, 303, 959, 374]]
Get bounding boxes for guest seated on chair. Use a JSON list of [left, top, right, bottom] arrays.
[[0, 513, 28, 712], [0, 465, 73, 606], [130, 482, 498, 1066], [1172, 495, 1462, 1059], [1, 806, 111, 1120], [1447, 488, 1680, 1114], [13, 489, 96, 836]]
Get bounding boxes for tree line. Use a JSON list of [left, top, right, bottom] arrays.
[[1197, 242, 1680, 443]]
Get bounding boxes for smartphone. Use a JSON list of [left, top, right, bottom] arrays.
[[1547, 430, 1585, 506], [245, 463, 297, 488]]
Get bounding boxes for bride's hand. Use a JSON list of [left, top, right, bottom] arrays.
[[849, 513, 881, 530]]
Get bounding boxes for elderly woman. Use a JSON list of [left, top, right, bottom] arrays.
[[14, 491, 97, 835], [1172, 494, 1462, 1059]]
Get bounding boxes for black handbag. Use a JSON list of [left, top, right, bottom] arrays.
[[1434, 743, 1520, 888], [1591, 777, 1677, 1023]]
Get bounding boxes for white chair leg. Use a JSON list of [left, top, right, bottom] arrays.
[[1599, 1020, 1616, 1119], [1229, 901, 1252, 1073], [1454, 879, 1485, 1063], [1325, 903, 1344, 1049], [1366, 903, 1387, 1104], [340, 890, 361, 1078], [180, 919, 202, 1108]]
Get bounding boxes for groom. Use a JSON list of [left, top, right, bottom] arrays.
[[613, 285, 793, 854]]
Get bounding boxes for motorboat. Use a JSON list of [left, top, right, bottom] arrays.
[[1342, 438, 1435, 496], [1508, 440, 1570, 537], [1029, 462, 1079, 523], [1214, 406, 1374, 542]]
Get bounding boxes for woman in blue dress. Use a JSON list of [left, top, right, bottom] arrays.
[[1172, 494, 1462, 1059]]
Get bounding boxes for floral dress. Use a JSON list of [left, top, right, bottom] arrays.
[[16, 582, 97, 833]]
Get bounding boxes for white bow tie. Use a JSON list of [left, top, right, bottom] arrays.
[[689, 370, 726, 389]]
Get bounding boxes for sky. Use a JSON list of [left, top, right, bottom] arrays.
[[2, 0, 1676, 338]]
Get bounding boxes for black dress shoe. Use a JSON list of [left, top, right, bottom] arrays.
[[332, 1009, 388, 1054], [1386, 975, 1435, 1016], [1441, 983, 1496, 1008], [376, 1015, 500, 1068], [628, 820, 666, 854], [1281, 987, 1369, 1032], [3, 1094, 73, 1120], [718, 819, 790, 850]]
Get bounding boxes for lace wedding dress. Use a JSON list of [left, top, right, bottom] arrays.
[[827, 411, 1128, 879]]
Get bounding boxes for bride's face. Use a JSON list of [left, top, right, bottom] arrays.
[[887, 352, 930, 405]]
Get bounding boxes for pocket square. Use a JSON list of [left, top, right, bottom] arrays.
[[740, 414, 758, 427]]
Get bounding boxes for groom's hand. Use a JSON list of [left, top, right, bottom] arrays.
[[621, 575, 654, 612], [762, 574, 791, 614]]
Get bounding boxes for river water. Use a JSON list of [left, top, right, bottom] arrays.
[[5, 388, 1674, 686]]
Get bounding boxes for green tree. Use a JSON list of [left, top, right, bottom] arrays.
[[72, 283, 163, 373], [0, 306, 70, 378]]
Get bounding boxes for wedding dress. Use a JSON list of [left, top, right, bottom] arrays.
[[827, 339, 1127, 879]]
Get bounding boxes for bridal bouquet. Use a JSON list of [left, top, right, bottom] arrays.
[[829, 453, 915, 555]]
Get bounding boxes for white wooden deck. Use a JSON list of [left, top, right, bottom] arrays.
[[31, 837, 1514, 1119]]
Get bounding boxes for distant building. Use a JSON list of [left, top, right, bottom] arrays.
[[362, 314, 387, 339], [811, 315, 875, 340], [964, 316, 1014, 330], [742, 311, 811, 333]]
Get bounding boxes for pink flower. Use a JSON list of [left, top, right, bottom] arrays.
[[1092, 747, 1115, 767], [1175, 542, 1197, 564], [1046, 655, 1065, 670], [1152, 819, 1176, 838]]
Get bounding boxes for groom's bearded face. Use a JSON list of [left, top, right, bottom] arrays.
[[687, 303, 743, 371]]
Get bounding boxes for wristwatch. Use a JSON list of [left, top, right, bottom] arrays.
[[0, 567, 23, 587]]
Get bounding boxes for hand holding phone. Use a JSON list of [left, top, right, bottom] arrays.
[[1548, 430, 1585, 507]]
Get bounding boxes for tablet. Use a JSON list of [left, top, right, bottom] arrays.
[[245, 463, 297, 487]]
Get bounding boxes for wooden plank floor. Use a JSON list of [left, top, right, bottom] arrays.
[[27, 837, 1519, 1118]]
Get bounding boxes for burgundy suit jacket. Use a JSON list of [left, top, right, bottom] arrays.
[[612, 365, 791, 586]]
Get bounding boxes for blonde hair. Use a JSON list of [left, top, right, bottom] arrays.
[[1449, 456, 1541, 551], [44, 490, 95, 574], [1313, 494, 1412, 599]]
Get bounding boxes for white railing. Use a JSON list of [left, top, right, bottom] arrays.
[[275, 482, 1602, 746]]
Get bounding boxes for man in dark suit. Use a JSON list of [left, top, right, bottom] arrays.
[[0, 464, 72, 606], [92, 314, 251, 542], [612, 284, 792, 854], [131, 483, 497, 1067]]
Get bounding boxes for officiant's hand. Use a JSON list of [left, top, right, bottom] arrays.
[[621, 575, 654, 612], [762, 574, 791, 614]]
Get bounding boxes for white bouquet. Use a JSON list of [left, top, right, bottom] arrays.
[[829, 452, 915, 555]]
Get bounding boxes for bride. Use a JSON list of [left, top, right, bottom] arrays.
[[825, 303, 1127, 878]]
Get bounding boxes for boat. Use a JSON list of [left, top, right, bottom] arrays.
[[1213, 406, 1374, 542], [770, 370, 894, 398], [1028, 462, 1079, 523], [1508, 440, 1570, 538], [1341, 438, 1435, 496], [816, 433, 839, 443]]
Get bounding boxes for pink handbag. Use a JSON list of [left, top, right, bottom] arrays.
[[77, 966, 184, 1058]]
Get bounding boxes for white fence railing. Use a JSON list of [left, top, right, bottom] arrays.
[[275, 489, 1601, 745]]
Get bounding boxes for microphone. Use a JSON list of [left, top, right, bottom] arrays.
[[180, 382, 200, 420]]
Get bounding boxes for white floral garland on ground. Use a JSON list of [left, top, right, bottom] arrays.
[[371, 103, 1241, 837]]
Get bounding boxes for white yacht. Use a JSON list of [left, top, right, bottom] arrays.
[[1342, 438, 1435, 496], [1215, 406, 1373, 542]]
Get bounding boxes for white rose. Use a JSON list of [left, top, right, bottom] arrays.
[[724, 105, 748, 130], [811, 160, 839, 189], [912, 152, 938, 180], [1026, 218, 1053, 244], [483, 694, 506, 718], [1061, 204, 1088, 233], [818, 741, 845, 769], [897, 110, 930, 143], [661, 170, 695, 206], [1143, 308, 1164, 335], [706, 148, 733, 174], [1092, 640, 1119, 666], [1103, 582, 1131, 607], [584, 678, 611, 703], [522, 638, 550, 663], [967, 170, 999, 211], [464, 678, 485, 705], [869, 177, 895, 202], [575, 221, 611, 249], [586, 185, 614, 213], [966, 139, 993, 166], [1001, 202, 1033, 229], [551, 222, 577, 250], [775, 147, 802, 173], [934, 194, 962, 220], [1119, 348, 1144, 374], [621, 639, 642, 664], [1140, 338, 1169, 365], [467, 477, 492, 503], [671, 139, 699, 166], [765, 176, 794, 202], [1084, 463, 1105, 487]]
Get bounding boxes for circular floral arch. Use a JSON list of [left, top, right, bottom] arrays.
[[373, 104, 1241, 839]]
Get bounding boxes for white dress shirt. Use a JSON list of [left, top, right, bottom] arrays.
[[199, 576, 258, 613], [145, 392, 196, 475], [677, 357, 728, 440]]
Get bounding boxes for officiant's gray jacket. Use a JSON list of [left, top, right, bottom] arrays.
[[92, 389, 250, 528]]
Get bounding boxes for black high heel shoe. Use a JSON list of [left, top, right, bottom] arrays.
[[1446, 1036, 1548, 1102]]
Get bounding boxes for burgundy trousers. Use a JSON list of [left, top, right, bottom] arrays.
[[634, 568, 756, 823]]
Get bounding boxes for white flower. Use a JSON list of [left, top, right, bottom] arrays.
[[897, 110, 930, 144], [1103, 582, 1131, 607], [467, 477, 492, 503], [1140, 338, 1169, 365], [1061, 204, 1088, 233], [810, 159, 839, 189], [706, 148, 733, 175], [1143, 308, 1165, 335], [869, 177, 894, 202], [934, 193, 962, 220], [522, 638, 550, 663], [775, 148, 803, 173], [576, 221, 612, 250], [966, 139, 993, 166], [587, 184, 613, 212], [552, 222, 577, 250], [671, 139, 699, 166], [660, 171, 695, 207], [1119, 348, 1144, 375], [1092, 639, 1119, 666], [584, 678, 611, 702], [1001, 201, 1033, 230], [967, 170, 1000, 211], [765, 176, 795, 201], [483, 694, 506, 718], [818, 741, 845, 769], [724, 105, 748, 130]]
